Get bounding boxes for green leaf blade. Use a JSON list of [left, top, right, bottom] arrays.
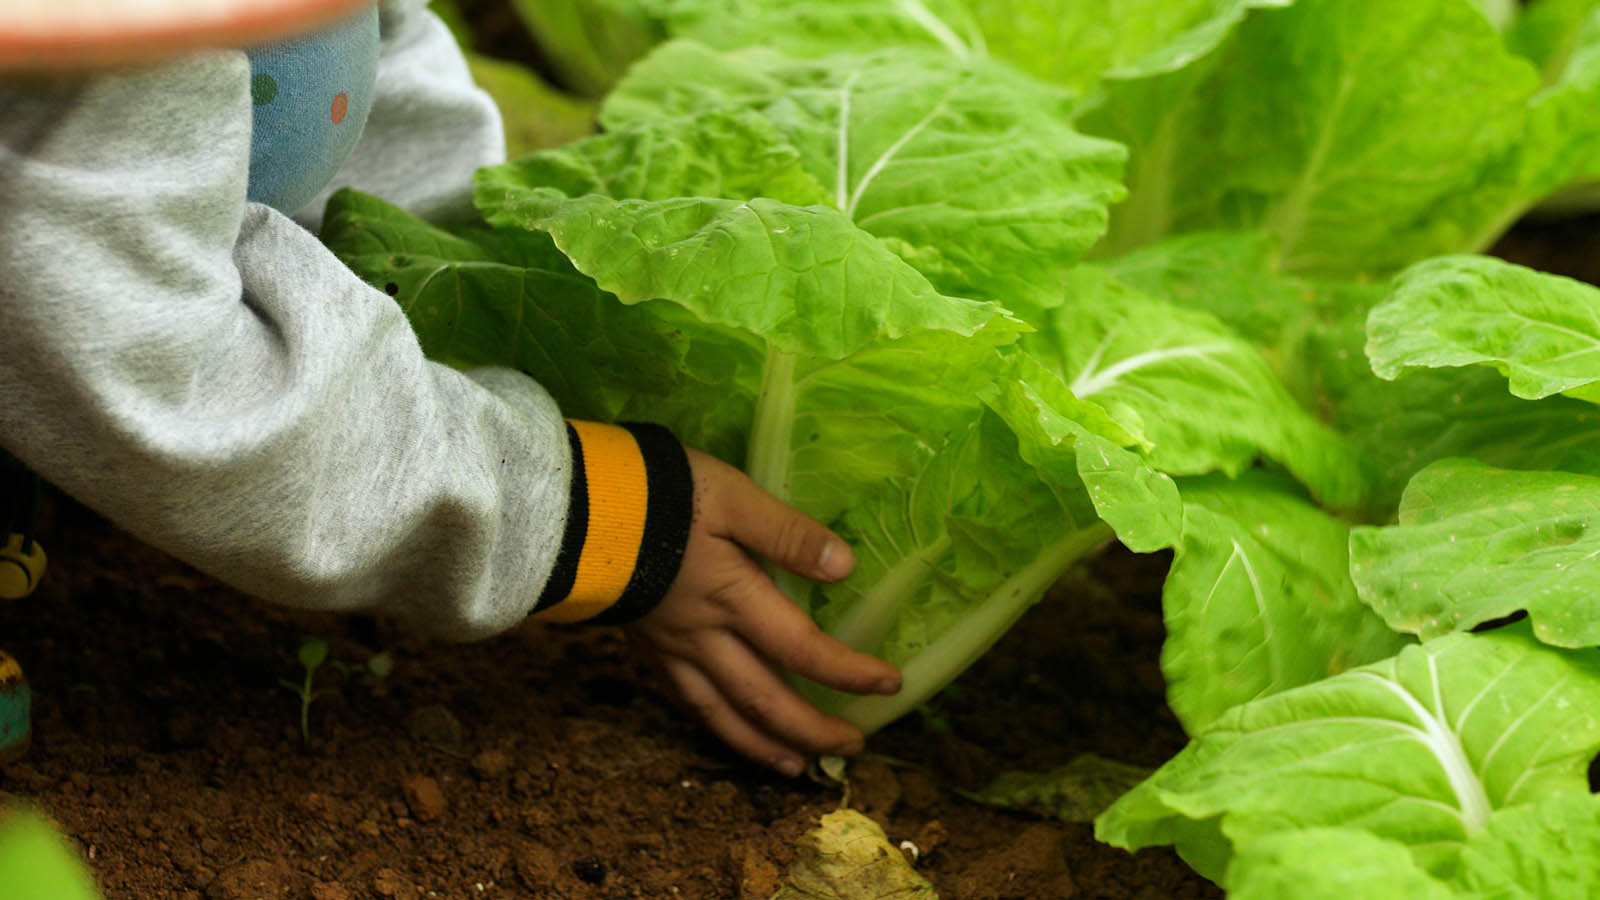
[[1225, 828, 1456, 900], [480, 187, 1008, 359], [1370, 256, 1600, 403], [1028, 268, 1366, 509], [603, 41, 1128, 317], [1098, 627, 1600, 881], [507, 0, 661, 97], [1227, 791, 1600, 899], [1161, 473, 1409, 734], [1351, 458, 1600, 647], [640, 0, 986, 59], [1088, 0, 1540, 275]]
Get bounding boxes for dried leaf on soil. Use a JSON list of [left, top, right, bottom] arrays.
[[772, 809, 936, 900]]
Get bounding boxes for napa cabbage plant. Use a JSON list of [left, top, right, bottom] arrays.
[[333, 0, 1600, 894], [322, 63, 1189, 729]]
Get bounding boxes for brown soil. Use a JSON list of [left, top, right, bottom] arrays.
[[0, 492, 1212, 900]]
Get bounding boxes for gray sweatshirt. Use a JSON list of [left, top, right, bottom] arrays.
[[0, 0, 623, 639]]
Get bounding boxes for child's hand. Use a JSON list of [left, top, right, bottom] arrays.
[[626, 449, 901, 777]]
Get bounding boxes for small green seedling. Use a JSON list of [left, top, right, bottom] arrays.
[[279, 637, 336, 747], [331, 649, 396, 696], [366, 651, 395, 679]]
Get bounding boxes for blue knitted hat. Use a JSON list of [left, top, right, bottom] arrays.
[[245, 2, 380, 215]]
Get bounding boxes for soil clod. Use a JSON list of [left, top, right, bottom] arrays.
[[310, 882, 350, 900], [470, 748, 512, 780], [400, 774, 447, 821], [371, 867, 418, 900], [207, 858, 288, 900]]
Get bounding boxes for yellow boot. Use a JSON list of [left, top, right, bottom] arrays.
[[0, 534, 44, 602]]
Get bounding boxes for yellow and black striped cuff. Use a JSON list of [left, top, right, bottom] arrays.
[[530, 421, 693, 625]]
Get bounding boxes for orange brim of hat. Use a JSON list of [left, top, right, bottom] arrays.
[[0, 0, 374, 70]]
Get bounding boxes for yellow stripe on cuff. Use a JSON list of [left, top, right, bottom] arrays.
[[535, 421, 651, 623]]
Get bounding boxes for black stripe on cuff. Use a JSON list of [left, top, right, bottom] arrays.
[[533, 423, 588, 614], [585, 422, 694, 626]]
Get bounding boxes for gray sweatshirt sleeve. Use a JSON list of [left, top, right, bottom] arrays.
[[0, 52, 573, 641]]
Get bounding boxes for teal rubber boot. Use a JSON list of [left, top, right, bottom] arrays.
[[0, 651, 27, 765], [0, 534, 39, 765], [1, 454, 43, 765]]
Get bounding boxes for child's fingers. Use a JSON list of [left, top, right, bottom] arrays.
[[718, 472, 855, 582], [656, 655, 808, 776], [692, 630, 866, 757], [730, 582, 901, 696]]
